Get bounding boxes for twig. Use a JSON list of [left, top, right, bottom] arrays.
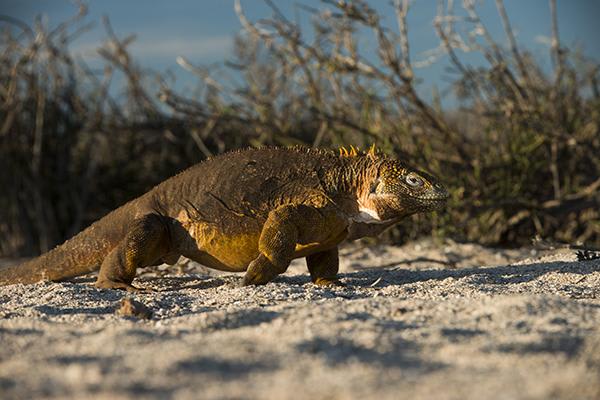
[[549, 0, 564, 89], [494, 0, 531, 88]]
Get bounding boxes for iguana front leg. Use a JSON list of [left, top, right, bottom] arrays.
[[242, 204, 345, 286], [306, 247, 343, 286], [95, 213, 171, 292]]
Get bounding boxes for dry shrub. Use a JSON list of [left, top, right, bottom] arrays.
[[1, 0, 598, 256]]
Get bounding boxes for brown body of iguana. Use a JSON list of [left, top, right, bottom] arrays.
[[0, 146, 449, 291]]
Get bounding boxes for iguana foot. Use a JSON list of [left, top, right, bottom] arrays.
[[241, 268, 278, 286], [313, 277, 345, 287], [95, 280, 154, 293], [242, 254, 285, 286], [313, 278, 346, 287]]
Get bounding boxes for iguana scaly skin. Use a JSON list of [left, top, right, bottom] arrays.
[[0, 147, 448, 291]]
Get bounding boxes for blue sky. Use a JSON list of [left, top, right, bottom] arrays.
[[2, 0, 599, 102]]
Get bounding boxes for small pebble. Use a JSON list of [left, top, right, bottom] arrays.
[[116, 298, 153, 319]]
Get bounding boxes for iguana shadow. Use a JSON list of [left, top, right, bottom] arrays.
[[341, 259, 599, 288]]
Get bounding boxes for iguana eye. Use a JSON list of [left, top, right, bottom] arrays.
[[405, 173, 423, 187]]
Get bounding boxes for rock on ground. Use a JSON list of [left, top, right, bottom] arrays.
[[1, 240, 599, 400]]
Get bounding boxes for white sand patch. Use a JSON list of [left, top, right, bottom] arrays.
[[1, 240, 599, 399]]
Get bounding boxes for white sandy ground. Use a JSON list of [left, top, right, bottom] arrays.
[[1, 240, 599, 400]]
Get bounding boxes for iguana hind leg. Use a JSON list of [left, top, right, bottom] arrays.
[[306, 247, 343, 286], [95, 213, 170, 292]]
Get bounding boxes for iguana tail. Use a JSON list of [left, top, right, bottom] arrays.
[[0, 205, 133, 286]]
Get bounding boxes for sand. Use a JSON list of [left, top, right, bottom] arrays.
[[1, 240, 599, 400]]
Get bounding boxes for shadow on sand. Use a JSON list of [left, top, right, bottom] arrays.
[[342, 259, 599, 288]]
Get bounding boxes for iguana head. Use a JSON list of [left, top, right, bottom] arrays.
[[356, 158, 449, 222]]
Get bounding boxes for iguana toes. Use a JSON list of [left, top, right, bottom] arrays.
[[0, 146, 448, 291]]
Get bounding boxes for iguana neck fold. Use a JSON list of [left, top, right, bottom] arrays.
[[323, 155, 382, 201]]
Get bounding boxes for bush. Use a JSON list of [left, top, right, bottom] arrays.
[[0, 0, 598, 256]]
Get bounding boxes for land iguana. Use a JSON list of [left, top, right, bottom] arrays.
[[0, 146, 449, 291]]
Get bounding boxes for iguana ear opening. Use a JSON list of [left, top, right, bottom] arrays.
[[368, 177, 380, 195]]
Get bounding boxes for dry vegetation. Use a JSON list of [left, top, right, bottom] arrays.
[[0, 0, 598, 257]]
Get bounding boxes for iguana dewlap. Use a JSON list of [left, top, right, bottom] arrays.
[[0, 146, 448, 290]]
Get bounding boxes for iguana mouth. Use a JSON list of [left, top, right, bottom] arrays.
[[411, 191, 449, 202], [417, 198, 448, 211], [418, 196, 448, 203]]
